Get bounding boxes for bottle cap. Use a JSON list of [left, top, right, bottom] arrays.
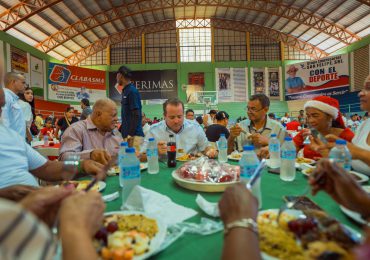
[[271, 134, 277, 137], [220, 133, 225, 137], [285, 136, 292, 141], [336, 139, 346, 145], [149, 137, 155, 142], [243, 145, 255, 151], [120, 142, 128, 147], [125, 148, 135, 153]]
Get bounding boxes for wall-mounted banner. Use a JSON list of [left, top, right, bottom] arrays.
[[186, 72, 204, 103], [47, 63, 106, 102], [109, 70, 178, 101], [268, 68, 280, 100], [10, 46, 29, 85], [285, 54, 349, 101], [30, 56, 44, 99], [216, 68, 247, 103], [253, 69, 265, 95]]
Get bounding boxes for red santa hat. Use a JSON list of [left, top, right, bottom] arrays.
[[304, 96, 345, 128]]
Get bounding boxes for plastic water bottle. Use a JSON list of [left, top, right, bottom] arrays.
[[218, 134, 228, 163], [329, 140, 352, 171], [120, 148, 141, 208], [118, 142, 128, 187], [43, 135, 48, 145], [268, 134, 281, 168], [239, 145, 262, 208], [280, 137, 296, 181], [147, 138, 159, 174]]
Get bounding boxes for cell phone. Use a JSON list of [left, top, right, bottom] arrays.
[[268, 168, 280, 174], [310, 128, 319, 138]]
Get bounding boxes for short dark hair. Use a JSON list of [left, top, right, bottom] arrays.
[[163, 98, 184, 115], [209, 110, 217, 115], [249, 94, 270, 108], [66, 107, 74, 112], [268, 112, 276, 119], [196, 116, 203, 125], [215, 111, 229, 121], [81, 98, 90, 106], [117, 65, 133, 80], [45, 118, 53, 124], [185, 109, 194, 115]]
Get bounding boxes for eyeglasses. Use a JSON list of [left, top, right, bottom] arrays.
[[246, 106, 264, 113]]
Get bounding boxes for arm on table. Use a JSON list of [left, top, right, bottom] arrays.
[[348, 143, 370, 167], [58, 126, 93, 161]]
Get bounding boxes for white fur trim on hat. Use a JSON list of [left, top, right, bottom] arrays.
[[304, 100, 338, 119]]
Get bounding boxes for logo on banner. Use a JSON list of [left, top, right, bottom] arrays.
[[49, 65, 71, 83]]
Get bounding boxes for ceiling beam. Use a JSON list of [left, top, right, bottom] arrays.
[[64, 18, 327, 65], [356, 0, 370, 6], [0, 0, 63, 31]]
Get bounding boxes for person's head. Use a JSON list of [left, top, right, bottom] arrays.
[[299, 109, 304, 115], [142, 112, 147, 126], [18, 86, 34, 103], [91, 98, 118, 132], [163, 98, 184, 133], [268, 113, 276, 120], [215, 111, 229, 127], [351, 114, 357, 121], [363, 112, 369, 120], [185, 109, 195, 120], [45, 118, 53, 128], [286, 65, 298, 78], [116, 66, 133, 87], [209, 110, 217, 119], [196, 116, 203, 125], [4, 72, 26, 94], [304, 96, 344, 131], [359, 75, 370, 113], [284, 112, 289, 117], [247, 94, 270, 122], [0, 87, 5, 117], [65, 107, 75, 118], [81, 98, 90, 109]]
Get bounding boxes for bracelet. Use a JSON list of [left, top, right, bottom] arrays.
[[224, 218, 258, 236]]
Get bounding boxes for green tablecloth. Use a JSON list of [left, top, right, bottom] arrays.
[[101, 163, 364, 260]]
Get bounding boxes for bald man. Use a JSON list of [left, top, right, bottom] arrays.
[[59, 98, 123, 165]]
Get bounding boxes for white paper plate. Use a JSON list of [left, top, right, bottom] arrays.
[[102, 211, 167, 260], [98, 181, 106, 192], [350, 171, 369, 184], [340, 206, 366, 225], [227, 154, 242, 161], [301, 168, 314, 177], [362, 185, 370, 193], [108, 163, 148, 176], [140, 163, 148, 171]]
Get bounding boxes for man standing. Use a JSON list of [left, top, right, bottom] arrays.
[[80, 98, 92, 120], [2, 72, 26, 137], [116, 66, 144, 151], [228, 94, 287, 154]]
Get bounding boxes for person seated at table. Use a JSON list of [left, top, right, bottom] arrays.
[[206, 111, 230, 142], [286, 118, 301, 131], [39, 117, 55, 141], [293, 96, 354, 160], [59, 98, 123, 165], [55, 107, 79, 140], [0, 186, 104, 259], [228, 94, 287, 154], [140, 98, 218, 158], [185, 109, 195, 121], [142, 112, 151, 136], [219, 183, 261, 260], [0, 87, 105, 189]]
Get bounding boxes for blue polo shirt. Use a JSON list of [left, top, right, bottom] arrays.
[[120, 82, 144, 138], [286, 77, 305, 90]]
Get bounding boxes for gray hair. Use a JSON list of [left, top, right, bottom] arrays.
[[4, 72, 24, 87]]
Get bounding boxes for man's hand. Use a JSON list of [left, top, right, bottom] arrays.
[[309, 159, 370, 217], [82, 160, 106, 180], [157, 141, 167, 155], [229, 125, 243, 138], [0, 185, 39, 201], [59, 191, 105, 237], [257, 146, 269, 160], [219, 183, 258, 225], [205, 147, 218, 159], [250, 133, 269, 146], [20, 186, 74, 226], [90, 149, 111, 165]]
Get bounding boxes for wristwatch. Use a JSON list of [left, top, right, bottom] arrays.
[[224, 218, 258, 236]]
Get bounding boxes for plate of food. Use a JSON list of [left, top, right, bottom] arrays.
[[349, 171, 369, 184], [295, 157, 315, 169], [362, 185, 370, 193], [62, 180, 106, 192], [108, 163, 148, 176], [259, 209, 361, 260], [340, 206, 366, 225], [301, 168, 314, 177], [176, 153, 202, 162], [94, 211, 167, 260], [227, 151, 242, 161]]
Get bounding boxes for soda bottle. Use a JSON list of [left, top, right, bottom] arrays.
[[118, 142, 128, 187], [218, 133, 228, 163], [120, 147, 141, 208], [268, 134, 281, 168], [147, 138, 159, 174], [280, 137, 296, 181], [239, 145, 262, 208], [329, 139, 352, 171], [167, 134, 177, 168]]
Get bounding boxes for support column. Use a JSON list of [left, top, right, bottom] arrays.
[[141, 33, 145, 64]]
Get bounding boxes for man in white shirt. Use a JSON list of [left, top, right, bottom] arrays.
[[2, 72, 26, 138], [141, 98, 217, 158]]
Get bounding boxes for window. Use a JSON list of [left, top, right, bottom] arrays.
[[284, 45, 311, 60], [177, 19, 212, 62], [214, 29, 246, 61], [110, 37, 142, 64], [250, 34, 280, 61], [146, 30, 177, 63], [79, 50, 107, 66]]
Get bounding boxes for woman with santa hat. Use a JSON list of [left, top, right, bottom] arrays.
[[293, 95, 354, 160]]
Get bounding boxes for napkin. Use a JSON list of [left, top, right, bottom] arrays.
[[196, 194, 220, 217], [122, 186, 197, 226]]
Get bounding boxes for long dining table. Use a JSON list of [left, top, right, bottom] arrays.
[[99, 161, 365, 260]]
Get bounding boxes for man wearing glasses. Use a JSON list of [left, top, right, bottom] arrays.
[[227, 94, 287, 154], [2, 72, 26, 138]]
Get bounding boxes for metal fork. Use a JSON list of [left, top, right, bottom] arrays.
[[276, 186, 310, 223]]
